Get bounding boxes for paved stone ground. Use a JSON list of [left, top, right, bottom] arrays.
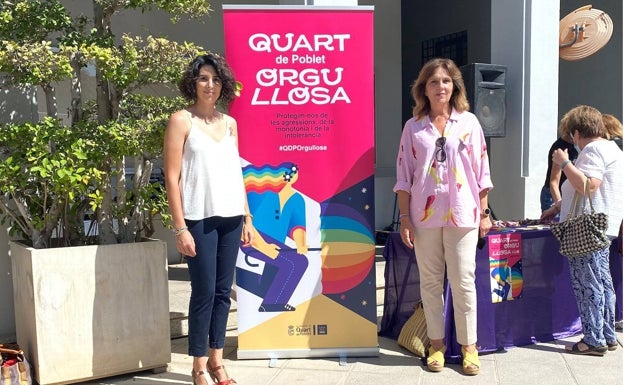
[[83, 247, 622, 385]]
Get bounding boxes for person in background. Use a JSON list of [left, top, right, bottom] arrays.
[[602, 113, 623, 331], [540, 112, 578, 214], [164, 53, 253, 385], [541, 105, 623, 356], [394, 57, 493, 375], [602, 113, 623, 150]]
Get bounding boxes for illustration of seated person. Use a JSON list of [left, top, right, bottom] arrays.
[[491, 259, 512, 301], [237, 162, 309, 312]]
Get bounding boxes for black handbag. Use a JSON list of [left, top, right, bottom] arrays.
[[551, 179, 609, 258]]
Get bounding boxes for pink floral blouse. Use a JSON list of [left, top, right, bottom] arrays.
[[394, 109, 493, 228]]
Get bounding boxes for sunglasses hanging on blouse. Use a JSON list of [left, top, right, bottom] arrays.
[[435, 136, 447, 162]]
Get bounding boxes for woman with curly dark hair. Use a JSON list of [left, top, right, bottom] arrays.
[[178, 53, 239, 106], [164, 53, 253, 385]]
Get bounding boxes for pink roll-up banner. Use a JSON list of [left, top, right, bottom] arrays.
[[223, 5, 377, 359]]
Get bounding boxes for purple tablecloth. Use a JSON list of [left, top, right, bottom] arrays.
[[378, 229, 623, 361]]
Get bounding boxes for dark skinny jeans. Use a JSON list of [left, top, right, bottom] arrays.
[[185, 215, 243, 356]]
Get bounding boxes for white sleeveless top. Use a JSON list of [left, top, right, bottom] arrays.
[[180, 111, 246, 220]]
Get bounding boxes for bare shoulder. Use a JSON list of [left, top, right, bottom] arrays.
[[167, 109, 191, 133], [169, 109, 190, 125]]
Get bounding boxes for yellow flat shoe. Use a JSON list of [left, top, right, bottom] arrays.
[[461, 346, 480, 375], [426, 345, 446, 372]]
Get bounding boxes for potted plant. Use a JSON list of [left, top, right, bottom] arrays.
[[0, 1, 210, 384]]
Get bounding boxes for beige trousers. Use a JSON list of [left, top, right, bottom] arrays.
[[412, 226, 479, 346]]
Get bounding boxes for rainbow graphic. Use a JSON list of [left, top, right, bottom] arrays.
[[320, 203, 375, 294], [511, 268, 524, 298]]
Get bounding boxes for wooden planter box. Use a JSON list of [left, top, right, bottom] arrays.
[[10, 239, 171, 385]]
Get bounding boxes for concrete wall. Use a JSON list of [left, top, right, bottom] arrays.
[[0, 229, 12, 342], [0, 77, 38, 123], [400, 0, 492, 123], [0, 77, 37, 342], [361, 1, 403, 230], [489, 0, 560, 220]]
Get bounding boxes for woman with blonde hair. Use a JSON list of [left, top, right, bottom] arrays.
[[602, 113, 622, 150], [394, 58, 493, 375]]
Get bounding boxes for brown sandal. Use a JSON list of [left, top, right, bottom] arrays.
[[208, 364, 237, 385], [191, 369, 211, 385]]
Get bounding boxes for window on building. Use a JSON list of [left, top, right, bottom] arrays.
[[422, 31, 468, 67]]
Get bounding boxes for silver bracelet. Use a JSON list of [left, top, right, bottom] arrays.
[[173, 226, 188, 236]]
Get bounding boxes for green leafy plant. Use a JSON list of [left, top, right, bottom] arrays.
[[0, 0, 211, 248]]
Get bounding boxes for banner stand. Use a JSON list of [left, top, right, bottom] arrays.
[[223, 5, 377, 360], [237, 347, 379, 361]]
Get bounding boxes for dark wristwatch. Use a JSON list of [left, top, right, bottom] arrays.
[[481, 208, 491, 218]]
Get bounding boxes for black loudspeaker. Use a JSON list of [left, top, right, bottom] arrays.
[[460, 63, 507, 137]]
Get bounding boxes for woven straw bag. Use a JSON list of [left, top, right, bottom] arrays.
[[551, 179, 609, 258], [397, 302, 430, 357]]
